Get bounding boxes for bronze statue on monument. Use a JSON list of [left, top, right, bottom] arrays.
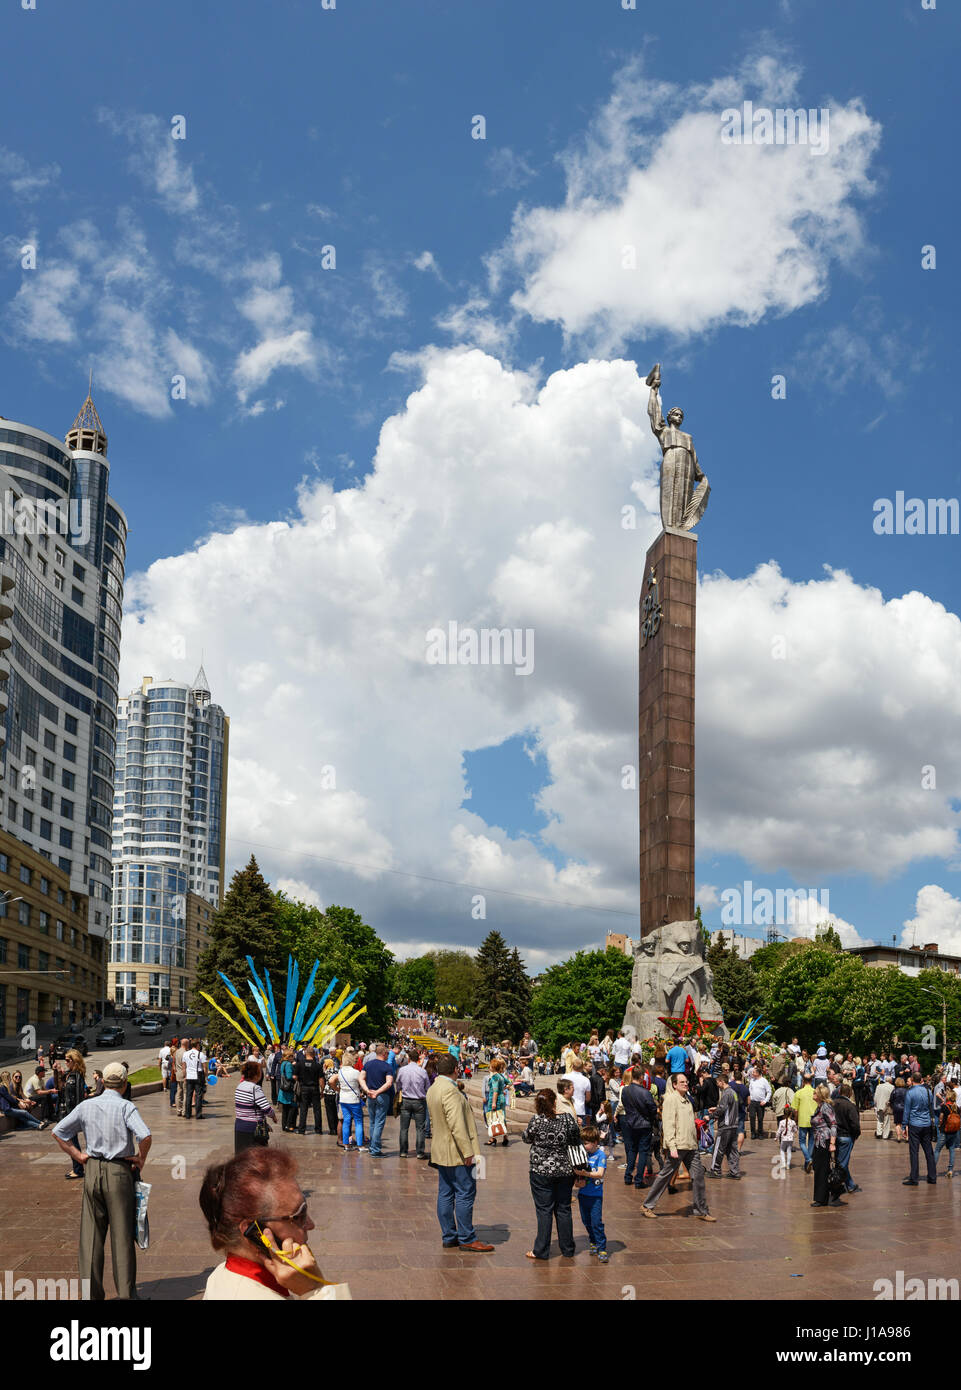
[[646, 363, 710, 533]]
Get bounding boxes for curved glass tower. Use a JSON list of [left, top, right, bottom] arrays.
[[109, 671, 229, 1010], [0, 394, 126, 946]]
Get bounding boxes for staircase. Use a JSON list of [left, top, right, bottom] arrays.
[[462, 1076, 537, 1137]]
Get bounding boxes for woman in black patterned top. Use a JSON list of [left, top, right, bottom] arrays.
[[522, 1088, 582, 1260], [809, 1084, 838, 1207]]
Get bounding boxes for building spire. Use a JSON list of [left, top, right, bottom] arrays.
[[66, 374, 107, 456], [193, 661, 211, 699]]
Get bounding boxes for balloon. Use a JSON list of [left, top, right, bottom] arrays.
[[207, 1073, 218, 1086]]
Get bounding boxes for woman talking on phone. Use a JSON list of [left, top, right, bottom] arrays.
[[200, 1148, 350, 1300]]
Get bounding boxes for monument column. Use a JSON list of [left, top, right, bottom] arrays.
[[638, 529, 696, 935], [622, 363, 724, 1039]]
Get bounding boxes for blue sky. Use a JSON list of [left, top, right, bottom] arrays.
[[2, 0, 960, 967]]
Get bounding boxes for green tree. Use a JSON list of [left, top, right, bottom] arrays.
[[193, 856, 287, 1048], [273, 895, 396, 1044], [392, 955, 437, 1009], [710, 951, 764, 1025], [813, 922, 844, 952], [474, 930, 530, 1040], [529, 948, 633, 1057], [695, 903, 709, 951], [427, 949, 481, 1016]]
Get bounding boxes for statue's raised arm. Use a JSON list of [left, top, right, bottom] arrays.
[[646, 362, 665, 438], [644, 362, 710, 532]]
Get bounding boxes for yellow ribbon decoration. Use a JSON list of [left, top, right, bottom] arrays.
[[199, 991, 258, 1047]]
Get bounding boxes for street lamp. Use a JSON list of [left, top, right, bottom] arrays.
[[920, 983, 948, 1066]]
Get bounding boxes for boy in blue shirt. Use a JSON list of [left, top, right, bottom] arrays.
[[574, 1125, 609, 1262]]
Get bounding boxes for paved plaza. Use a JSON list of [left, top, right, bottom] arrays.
[[0, 1078, 958, 1301]]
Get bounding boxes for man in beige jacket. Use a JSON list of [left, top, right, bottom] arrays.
[[426, 1054, 493, 1252], [641, 1073, 715, 1221]]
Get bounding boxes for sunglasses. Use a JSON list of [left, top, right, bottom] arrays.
[[260, 1197, 310, 1228]]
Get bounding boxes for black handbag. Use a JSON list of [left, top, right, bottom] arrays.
[[826, 1159, 846, 1197]]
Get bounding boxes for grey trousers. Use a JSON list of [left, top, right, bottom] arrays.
[[711, 1126, 740, 1176], [643, 1147, 709, 1215], [79, 1158, 137, 1300]]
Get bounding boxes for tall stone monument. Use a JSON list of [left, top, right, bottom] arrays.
[[623, 363, 725, 1040]]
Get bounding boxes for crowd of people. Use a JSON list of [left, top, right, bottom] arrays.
[[10, 1011, 961, 1299]]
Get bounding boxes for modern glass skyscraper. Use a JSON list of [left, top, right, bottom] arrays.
[[0, 395, 126, 936], [108, 670, 229, 1010]]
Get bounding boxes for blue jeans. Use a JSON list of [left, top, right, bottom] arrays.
[[368, 1093, 391, 1155], [836, 1134, 856, 1189], [578, 1192, 606, 1251], [436, 1163, 477, 1246], [622, 1126, 652, 1187], [8, 1108, 42, 1129], [169, 1078, 178, 1108], [799, 1126, 814, 1163], [934, 1130, 957, 1171], [699, 1107, 715, 1144], [341, 1102, 364, 1146]]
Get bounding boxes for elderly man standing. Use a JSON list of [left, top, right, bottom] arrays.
[[641, 1073, 715, 1222], [51, 1061, 152, 1301], [426, 1053, 493, 1252]]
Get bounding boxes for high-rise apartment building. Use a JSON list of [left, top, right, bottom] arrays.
[[108, 671, 228, 1011], [0, 393, 126, 1030]]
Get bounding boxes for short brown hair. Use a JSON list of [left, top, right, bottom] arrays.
[[580, 1125, 600, 1143], [535, 1089, 556, 1116], [199, 1148, 298, 1252]]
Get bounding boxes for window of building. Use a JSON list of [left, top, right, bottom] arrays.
[[71, 587, 83, 605], [40, 876, 49, 894], [63, 743, 76, 763], [18, 901, 30, 927], [53, 573, 64, 592], [55, 547, 65, 567], [7, 802, 16, 822], [61, 770, 75, 791], [40, 819, 52, 841], [55, 920, 64, 940], [73, 563, 85, 581], [60, 799, 73, 820], [17, 943, 29, 970], [23, 539, 31, 559], [43, 730, 56, 752], [64, 715, 78, 736], [40, 789, 52, 810], [56, 888, 65, 905], [38, 950, 48, 972], [22, 810, 33, 832], [38, 557, 47, 576], [57, 857, 71, 874], [0, 853, 7, 874], [42, 759, 54, 781], [70, 927, 77, 948], [38, 911, 48, 933], [0, 938, 5, 963]]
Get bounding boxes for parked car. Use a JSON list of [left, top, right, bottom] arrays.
[[138, 1019, 162, 1035], [51, 1032, 88, 1059], [116, 1005, 134, 1019], [96, 1025, 125, 1047]]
